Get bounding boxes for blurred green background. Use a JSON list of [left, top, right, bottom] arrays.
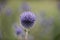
[[0, 0, 60, 40]]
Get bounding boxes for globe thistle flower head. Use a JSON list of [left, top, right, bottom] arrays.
[[13, 23, 23, 36], [20, 11, 36, 29], [15, 27, 22, 35]]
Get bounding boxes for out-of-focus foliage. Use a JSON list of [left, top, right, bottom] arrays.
[[0, 0, 60, 40]]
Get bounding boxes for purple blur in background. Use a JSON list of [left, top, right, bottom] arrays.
[[21, 2, 31, 12], [57, 2, 60, 11], [5, 7, 12, 16]]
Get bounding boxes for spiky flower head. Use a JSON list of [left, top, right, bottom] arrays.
[[20, 11, 36, 29], [16, 27, 22, 35], [13, 23, 23, 36]]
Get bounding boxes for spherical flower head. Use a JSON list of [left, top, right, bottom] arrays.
[[20, 11, 36, 29], [16, 27, 22, 35]]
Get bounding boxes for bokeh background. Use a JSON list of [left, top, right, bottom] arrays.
[[0, 0, 60, 40]]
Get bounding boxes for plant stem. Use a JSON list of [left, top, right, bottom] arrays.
[[25, 29, 28, 40], [17, 35, 20, 40]]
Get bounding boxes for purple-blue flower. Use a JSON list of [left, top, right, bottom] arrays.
[[13, 23, 23, 36], [16, 27, 22, 35], [20, 11, 36, 28]]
